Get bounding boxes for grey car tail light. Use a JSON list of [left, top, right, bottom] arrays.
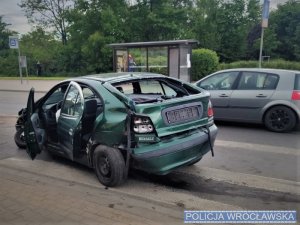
[[291, 91, 300, 100]]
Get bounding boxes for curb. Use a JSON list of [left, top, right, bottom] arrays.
[[0, 89, 47, 93]]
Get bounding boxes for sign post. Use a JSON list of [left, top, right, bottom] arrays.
[[19, 56, 29, 81], [259, 0, 270, 68], [9, 36, 23, 83]]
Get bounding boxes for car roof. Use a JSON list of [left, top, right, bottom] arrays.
[[76, 72, 166, 84], [213, 68, 300, 75]]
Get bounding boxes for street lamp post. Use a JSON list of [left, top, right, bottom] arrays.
[[259, 28, 265, 68], [259, 0, 270, 68]]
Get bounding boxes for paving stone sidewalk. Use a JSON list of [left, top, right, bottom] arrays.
[[0, 165, 183, 225]]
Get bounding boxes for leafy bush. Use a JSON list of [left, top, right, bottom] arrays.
[[219, 59, 300, 71], [0, 51, 19, 76], [149, 67, 168, 75], [191, 49, 219, 81]]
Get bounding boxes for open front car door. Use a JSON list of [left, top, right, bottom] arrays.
[[24, 88, 46, 160], [57, 81, 84, 160]]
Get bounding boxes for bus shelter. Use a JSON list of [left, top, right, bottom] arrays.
[[109, 40, 198, 82]]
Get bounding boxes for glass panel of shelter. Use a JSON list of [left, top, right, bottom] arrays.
[[179, 46, 190, 82], [148, 47, 168, 75], [116, 50, 128, 72], [128, 48, 147, 72]]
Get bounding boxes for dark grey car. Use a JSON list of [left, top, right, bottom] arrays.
[[195, 68, 300, 132]]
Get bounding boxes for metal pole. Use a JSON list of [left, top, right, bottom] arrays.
[[259, 27, 265, 68], [18, 47, 23, 84], [25, 63, 29, 84]]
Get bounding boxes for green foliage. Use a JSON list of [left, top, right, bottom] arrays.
[[0, 16, 14, 51], [219, 59, 300, 71], [127, 0, 193, 41], [191, 0, 261, 62], [190, 0, 221, 51], [191, 48, 219, 81], [19, 0, 71, 44], [1, 0, 300, 77], [149, 67, 168, 75], [63, 0, 129, 74], [0, 16, 19, 76], [0, 51, 19, 76], [19, 28, 66, 76], [267, 0, 300, 60]]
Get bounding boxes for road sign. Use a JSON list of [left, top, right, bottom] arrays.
[[19, 56, 27, 68], [9, 36, 19, 49]]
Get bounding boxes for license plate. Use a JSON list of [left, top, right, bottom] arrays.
[[166, 106, 200, 124]]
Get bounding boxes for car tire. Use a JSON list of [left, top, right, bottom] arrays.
[[93, 145, 126, 187], [14, 128, 26, 149], [264, 106, 297, 132]]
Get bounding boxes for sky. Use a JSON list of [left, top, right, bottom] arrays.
[[0, 0, 31, 34], [0, 0, 288, 35]]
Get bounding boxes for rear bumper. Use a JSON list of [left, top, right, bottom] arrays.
[[131, 124, 218, 174]]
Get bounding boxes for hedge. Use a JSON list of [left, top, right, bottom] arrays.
[[191, 48, 219, 81]]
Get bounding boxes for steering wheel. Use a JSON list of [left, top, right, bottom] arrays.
[[208, 83, 216, 90]]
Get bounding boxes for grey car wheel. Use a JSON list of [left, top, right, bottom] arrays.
[[264, 106, 296, 132]]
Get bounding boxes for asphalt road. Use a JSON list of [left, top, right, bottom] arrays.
[[0, 91, 44, 116], [0, 90, 299, 219]]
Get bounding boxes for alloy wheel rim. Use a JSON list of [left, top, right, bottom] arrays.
[[20, 131, 25, 142], [268, 109, 290, 130]]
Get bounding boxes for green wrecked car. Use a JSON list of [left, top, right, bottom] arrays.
[[15, 73, 218, 187]]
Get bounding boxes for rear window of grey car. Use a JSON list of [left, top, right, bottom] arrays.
[[237, 72, 279, 90], [295, 74, 300, 90]]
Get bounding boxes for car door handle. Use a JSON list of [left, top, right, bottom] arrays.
[[219, 94, 229, 97], [256, 94, 267, 98], [69, 128, 73, 136]]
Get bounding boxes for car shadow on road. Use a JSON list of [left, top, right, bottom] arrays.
[[129, 169, 300, 210]]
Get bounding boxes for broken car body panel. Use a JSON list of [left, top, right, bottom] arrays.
[[21, 72, 218, 186]]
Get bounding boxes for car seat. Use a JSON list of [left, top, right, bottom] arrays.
[[82, 99, 97, 144], [264, 76, 277, 89], [245, 76, 257, 89]]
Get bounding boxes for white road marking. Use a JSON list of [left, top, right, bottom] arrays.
[[215, 140, 300, 156]]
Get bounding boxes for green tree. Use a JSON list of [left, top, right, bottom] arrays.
[[127, 0, 193, 41], [0, 16, 19, 76], [64, 0, 129, 73], [267, 0, 300, 60], [19, 0, 72, 45], [191, 0, 261, 62], [20, 27, 64, 75], [0, 16, 12, 51], [190, 0, 221, 51], [217, 0, 260, 61]]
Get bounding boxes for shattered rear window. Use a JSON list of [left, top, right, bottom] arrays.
[[113, 78, 191, 104]]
